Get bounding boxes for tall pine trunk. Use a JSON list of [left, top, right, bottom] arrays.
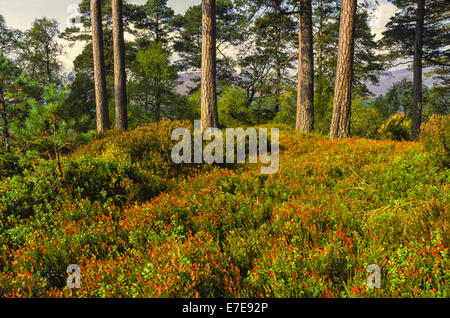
[[411, 0, 425, 141], [316, 0, 325, 123], [296, 0, 314, 133], [201, 0, 218, 130], [90, 0, 110, 133], [155, 64, 161, 122], [0, 91, 10, 153], [274, 1, 282, 114], [329, 0, 357, 139], [275, 64, 281, 114], [112, 0, 128, 130]]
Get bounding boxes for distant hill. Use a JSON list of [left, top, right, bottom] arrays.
[[367, 68, 437, 96], [176, 69, 439, 97], [177, 72, 201, 95]]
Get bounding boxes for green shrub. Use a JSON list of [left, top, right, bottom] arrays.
[[351, 97, 384, 139], [272, 89, 297, 128], [421, 114, 450, 167], [378, 114, 411, 141], [59, 156, 163, 204], [0, 152, 21, 179], [74, 120, 192, 177], [0, 156, 163, 221], [0, 160, 57, 219], [218, 86, 255, 127]]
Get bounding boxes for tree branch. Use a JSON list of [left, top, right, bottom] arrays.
[[277, 52, 299, 70], [424, 57, 450, 67]]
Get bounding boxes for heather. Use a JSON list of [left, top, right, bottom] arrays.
[[0, 121, 448, 298]]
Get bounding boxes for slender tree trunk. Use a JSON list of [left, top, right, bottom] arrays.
[[155, 89, 161, 122], [317, 0, 324, 78], [1, 114, 10, 153], [53, 121, 62, 175], [2, 118, 9, 153], [201, 0, 218, 130], [155, 63, 161, 122], [274, 2, 283, 114], [275, 33, 281, 114], [90, 0, 110, 133], [112, 0, 128, 130], [329, 0, 357, 139], [45, 45, 52, 85], [104, 32, 114, 113], [0, 89, 10, 153], [275, 62, 281, 113], [316, 0, 325, 122], [411, 0, 425, 141], [296, 0, 314, 132]]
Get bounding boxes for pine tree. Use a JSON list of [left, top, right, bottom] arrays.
[[296, 0, 314, 132], [128, 42, 178, 125], [112, 0, 128, 130], [201, 0, 219, 130], [62, 0, 177, 127], [63, 0, 137, 131], [249, 1, 297, 113], [329, 0, 357, 139], [12, 85, 90, 172], [313, 0, 339, 133], [172, 0, 242, 82], [382, 0, 450, 140], [90, 0, 110, 133], [131, 0, 177, 122], [235, 0, 297, 116], [313, 1, 384, 134], [132, 0, 176, 48], [411, 0, 426, 141], [0, 54, 30, 153]]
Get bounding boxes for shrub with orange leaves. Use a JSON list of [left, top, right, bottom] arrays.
[[0, 122, 448, 298]]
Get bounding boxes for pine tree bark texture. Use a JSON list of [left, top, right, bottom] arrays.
[[201, 0, 219, 130], [329, 0, 357, 139], [155, 63, 161, 122], [90, 0, 110, 133], [296, 0, 314, 133], [411, 0, 425, 141], [112, 0, 128, 130], [0, 94, 10, 153]]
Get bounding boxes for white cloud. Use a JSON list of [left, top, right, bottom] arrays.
[[370, 0, 398, 40]]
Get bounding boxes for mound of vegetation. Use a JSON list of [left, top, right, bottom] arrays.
[[0, 121, 448, 298]]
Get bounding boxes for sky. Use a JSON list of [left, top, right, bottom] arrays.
[[0, 0, 397, 72], [0, 0, 201, 31]]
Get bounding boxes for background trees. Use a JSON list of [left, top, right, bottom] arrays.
[[132, 0, 176, 48], [11, 85, 87, 171], [0, 0, 447, 158], [0, 15, 23, 60], [18, 18, 64, 87], [238, 0, 297, 114], [382, 0, 450, 141], [128, 42, 178, 126], [172, 0, 243, 83], [0, 54, 29, 153]]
